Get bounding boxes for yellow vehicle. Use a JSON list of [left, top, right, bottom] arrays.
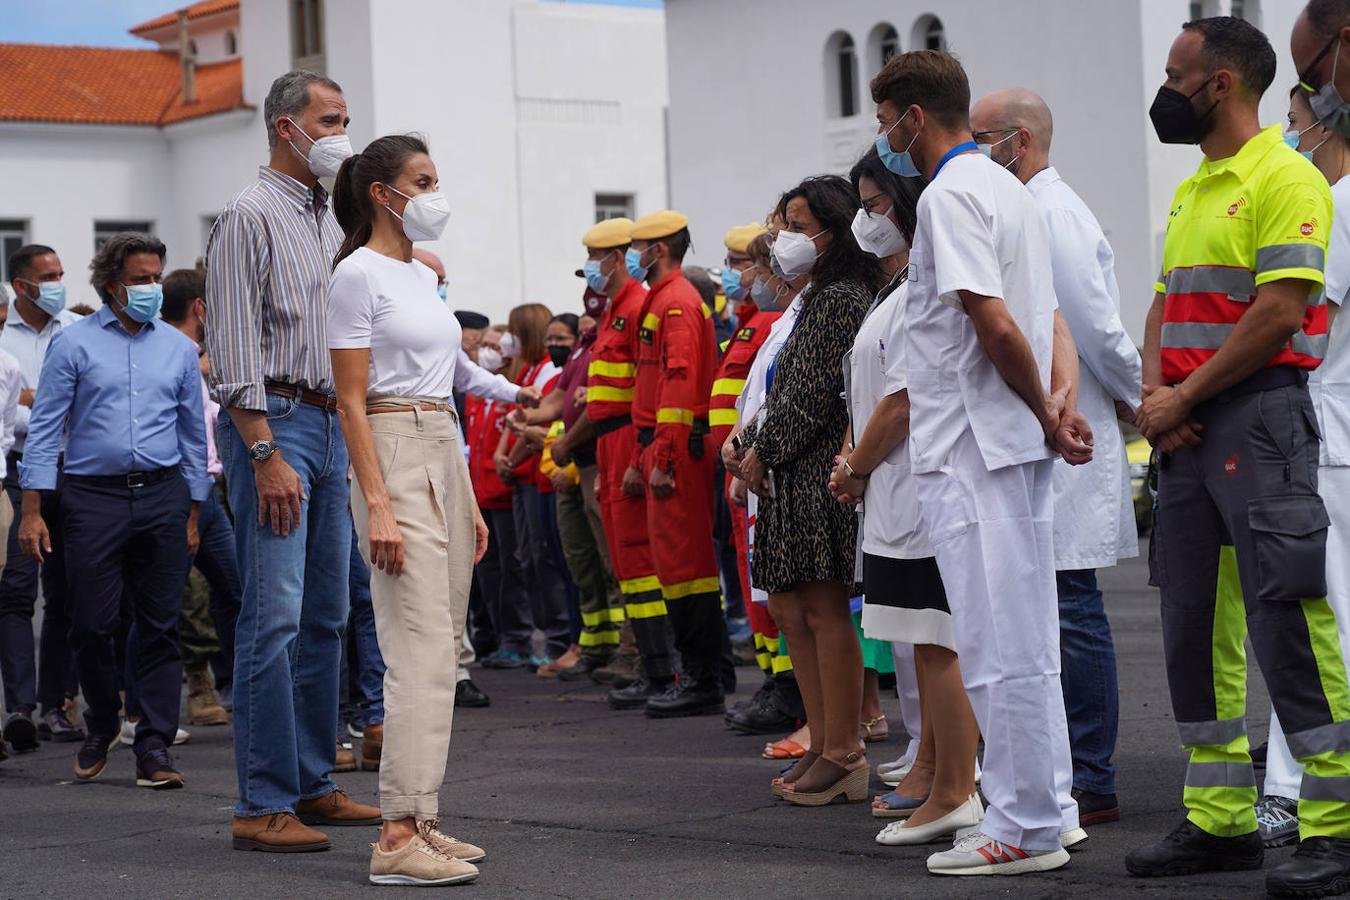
[[1126, 435, 1154, 533]]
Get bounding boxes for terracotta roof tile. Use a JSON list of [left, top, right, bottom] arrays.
[[130, 0, 239, 36], [0, 45, 245, 127]]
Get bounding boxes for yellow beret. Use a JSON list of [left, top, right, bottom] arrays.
[[582, 217, 634, 250], [724, 223, 766, 254], [630, 210, 689, 241]]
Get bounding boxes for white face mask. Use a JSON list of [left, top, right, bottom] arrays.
[[382, 184, 451, 242], [498, 332, 520, 359], [285, 117, 352, 178], [477, 346, 503, 371], [850, 206, 908, 258], [772, 229, 825, 278]]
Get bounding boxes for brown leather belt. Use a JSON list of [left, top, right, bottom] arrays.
[[266, 382, 338, 412], [366, 401, 457, 416]]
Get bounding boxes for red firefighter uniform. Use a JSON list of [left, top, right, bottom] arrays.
[[711, 302, 783, 675], [633, 253, 723, 693], [583, 218, 674, 684]]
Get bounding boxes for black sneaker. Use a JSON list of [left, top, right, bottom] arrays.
[[607, 677, 668, 711], [725, 693, 796, 734], [455, 679, 491, 708], [1268, 837, 1350, 897], [136, 747, 185, 789], [2, 710, 38, 753], [557, 655, 608, 682], [644, 682, 725, 719], [1073, 787, 1121, 826], [1257, 796, 1301, 849], [1125, 818, 1263, 877], [74, 733, 116, 780], [38, 707, 86, 743]]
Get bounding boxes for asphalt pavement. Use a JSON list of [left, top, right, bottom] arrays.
[[0, 544, 1287, 898]]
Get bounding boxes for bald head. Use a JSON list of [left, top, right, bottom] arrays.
[[412, 248, 446, 283], [972, 88, 1053, 149]]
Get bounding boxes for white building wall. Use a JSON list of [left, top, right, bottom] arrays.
[[665, 0, 1308, 343]]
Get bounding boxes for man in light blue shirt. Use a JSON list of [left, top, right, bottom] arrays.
[[18, 233, 208, 790]]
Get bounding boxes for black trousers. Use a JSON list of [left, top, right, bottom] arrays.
[[63, 474, 190, 754], [0, 454, 76, 714]]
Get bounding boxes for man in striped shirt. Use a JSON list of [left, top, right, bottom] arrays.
[[205, 70, 379, 854]]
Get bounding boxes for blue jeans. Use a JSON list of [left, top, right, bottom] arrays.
[[347, 526, 385, 726], [511, 484, 572, 659], [1056, 568, 1119, 795], [195, 486, 242, 688], [222, 394, 351, 816]]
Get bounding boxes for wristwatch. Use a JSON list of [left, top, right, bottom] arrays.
[[249, 439, 279, 461]]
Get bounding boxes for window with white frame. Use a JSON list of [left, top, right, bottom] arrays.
[[291, 0, 325, 74], [911, 14, 946, 52], [94, 220, 154, 253], [824, 31, 859, 119], [595, 193, 635, 223], [0, 220, 29, 283]]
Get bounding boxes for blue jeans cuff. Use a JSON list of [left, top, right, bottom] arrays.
[[299, 784, 341, 802], [234, 804, 300, 818]]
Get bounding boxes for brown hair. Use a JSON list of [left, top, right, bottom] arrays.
[[332, 133, 428, 270], [505, 302, 552, 381], [870, 50, 971, 129], [746, 231, 774, 268]]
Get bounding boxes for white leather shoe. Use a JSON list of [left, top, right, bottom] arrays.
[[954, 822, 1087, 849], [876, 794, 984, 846], [884, 755, 982, 788]]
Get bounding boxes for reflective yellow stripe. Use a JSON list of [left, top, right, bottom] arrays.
[[642, 313, 660, 331], [712, 377, 746, 396], [619, 575, 662, 594], [771, 655, 794, 674], [756, 652, 772, 670], [588, 386, 634, 403], [578, 630, 621, 646], [720, 338, 730, 353], [661, 575, 721, 600], [709, 408, 739, 427], [753, 633, 767, 650], [700, 304, 712, 319], [588, 360, 636, 379], [581, 609, 604, 627], [762, 635, 780, 653], [656, 407, 694, 426], [626, 599, 669, 619], [602, 607, 626, 623]]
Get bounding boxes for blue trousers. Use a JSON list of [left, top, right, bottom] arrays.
[[1056, 568, 1119, 794]]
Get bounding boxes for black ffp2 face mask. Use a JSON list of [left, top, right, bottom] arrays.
[[1150, 76, 1218, 145], [547, 345, 571, 368]]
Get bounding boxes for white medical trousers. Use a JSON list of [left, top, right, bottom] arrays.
[[1264, 465, 1350, 800], [914, 427, 1078, 851]]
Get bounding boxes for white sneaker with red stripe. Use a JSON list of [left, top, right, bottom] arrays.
[[926, 830, 1070, 876]]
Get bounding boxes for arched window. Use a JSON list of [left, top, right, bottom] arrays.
[[867, 23, 900, 75], [911, 14, 946, 52], [226, 30, 237, 55], [187, 38, 198, 57], [824, 31, 859, 118]]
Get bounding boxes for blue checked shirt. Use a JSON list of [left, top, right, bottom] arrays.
[[20, 305, 211, 501]]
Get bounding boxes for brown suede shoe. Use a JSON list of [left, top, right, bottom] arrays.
[[186, 669, 229, 726], [297, 789, 382, 826], [232, 812, 331, 852], [333, 743, 357, 773], [361, 723, 383, 772]]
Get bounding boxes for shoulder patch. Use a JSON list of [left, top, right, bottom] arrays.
[[736, 327, 755, 342], [639, 327, 655, 345], [613, 316, 626, 332]]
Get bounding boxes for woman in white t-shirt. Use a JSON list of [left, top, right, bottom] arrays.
[[328, 135, 537, 886], [830, 149, 980, 846]]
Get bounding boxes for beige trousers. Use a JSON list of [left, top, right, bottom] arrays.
[[351, 407, 474, 821]]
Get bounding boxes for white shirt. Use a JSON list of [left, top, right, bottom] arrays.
[[0, 349, 21, 478], [1311, 174, 1350, 467], [1028, 166, 1142, 570], [738, 291, 805, 428], [327, 247, 517, 403], [846, 277, 932, 559], [0, 307, 80, 453], [904, 152, 1057, 474]]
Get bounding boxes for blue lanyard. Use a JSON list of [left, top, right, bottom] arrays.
[[933, 141, 979, 178], [765, 314, 801, 395]]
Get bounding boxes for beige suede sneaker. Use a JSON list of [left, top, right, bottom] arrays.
[[369, 835, 479, 886], [417, 818, 487, 863]]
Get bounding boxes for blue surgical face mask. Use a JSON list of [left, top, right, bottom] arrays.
[[750, 275, 773, 307], [121, 282, 163, 323], [583, 257, 610, 294], [721, 266, 747, 301], [875, 110, 921, 178], [625, 246, 649, 282], [19, 279, 66, 317], [437, 283, 448, 301], [1284, 121, 1328, 161]]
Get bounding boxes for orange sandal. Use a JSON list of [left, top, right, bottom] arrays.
[[762, 738, 807, 760]]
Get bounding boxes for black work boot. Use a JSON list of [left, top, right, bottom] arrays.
[[644, 680, 725, 719], [1125, 818, 1263, 878], [726, 675, 775, 719], [1267, 837, 1350, 897], [608, 677, 669, 711], [725, 690, 796, 734]]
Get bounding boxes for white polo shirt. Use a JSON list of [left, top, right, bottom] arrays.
[[903, 152, 1057, 474], [1311, 174, 1350, 467]]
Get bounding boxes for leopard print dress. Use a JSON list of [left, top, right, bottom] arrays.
[[744, 278, 872, 593]]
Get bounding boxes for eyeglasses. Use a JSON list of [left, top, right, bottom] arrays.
[[1299, 33, 1340, 93], [971, 127, 1019, 143]]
